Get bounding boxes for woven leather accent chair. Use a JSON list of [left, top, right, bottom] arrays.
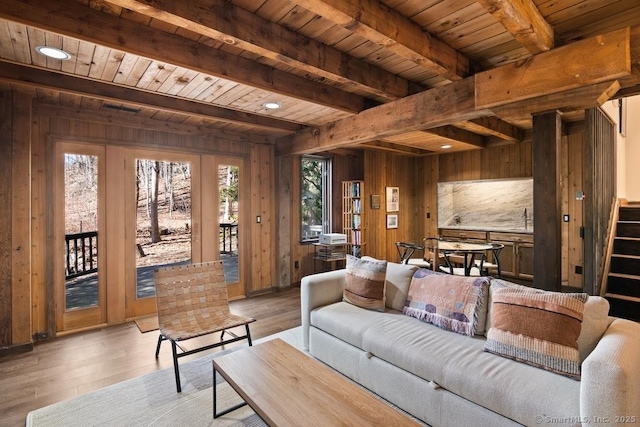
[[154, 261, 255, 392]]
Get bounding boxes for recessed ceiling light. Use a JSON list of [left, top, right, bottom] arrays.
[[35, 46, 70, 60], [264, 102, 281, 110], [441, 144, 452, 149]]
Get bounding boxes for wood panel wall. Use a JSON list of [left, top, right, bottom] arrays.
[[563, 132, 585, 288], [363, 150, 425, 263], [0, 95, 280, 349], [0, 88, 14, 348], [584, 108, 616, 295]]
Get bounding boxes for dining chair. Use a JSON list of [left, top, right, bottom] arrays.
[[154, 261, 255, 392], [399, 237, 441, 269], [474, 243, 504, 278], [439, 251, 484, 276]]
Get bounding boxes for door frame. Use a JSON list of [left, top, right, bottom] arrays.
[[53, 142, 107, 333], [206, 154, 250, 300], [124, 148, 202, 319]]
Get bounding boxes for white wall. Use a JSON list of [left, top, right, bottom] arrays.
[[623, 96, 640, 202], [601, 98, 629, 200]]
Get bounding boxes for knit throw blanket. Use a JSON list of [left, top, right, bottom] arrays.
[[403, 269, 488, 336]]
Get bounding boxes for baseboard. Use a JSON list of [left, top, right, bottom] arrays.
[[0, 341, 34, 358]]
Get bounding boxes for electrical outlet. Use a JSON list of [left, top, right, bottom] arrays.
[[256, 215, 261, 223], [575, 265, 583, 274], [294, 261, 299, 269], [426, 212, 431, 219]]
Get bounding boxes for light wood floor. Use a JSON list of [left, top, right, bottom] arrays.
[[0, 286, 301, 427]]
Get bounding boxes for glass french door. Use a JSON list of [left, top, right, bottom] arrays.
[[54, 143, 106, 332], [124, 150, 201, 318], [54, 144, 248, 330], [214, 156, 246, 300]]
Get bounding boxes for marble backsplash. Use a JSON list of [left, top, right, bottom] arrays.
[[438, 178, 533, 233]]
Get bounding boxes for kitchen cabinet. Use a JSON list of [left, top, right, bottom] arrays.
[[489, 232, 534, 280], [438, 229, 534, 281]]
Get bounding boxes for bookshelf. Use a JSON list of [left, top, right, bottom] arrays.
[[342, 180, 364, 257]]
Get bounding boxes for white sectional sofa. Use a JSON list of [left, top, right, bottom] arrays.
[[301, 260, 640, 427]]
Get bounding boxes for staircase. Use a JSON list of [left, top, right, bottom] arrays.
[[605, 205, 640, 322]]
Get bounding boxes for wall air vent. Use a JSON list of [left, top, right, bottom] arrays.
[[102, 103, 141, 114]]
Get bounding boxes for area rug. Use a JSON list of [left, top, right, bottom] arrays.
[[134, 316, 159, 333], [26, 328, 301, 427]]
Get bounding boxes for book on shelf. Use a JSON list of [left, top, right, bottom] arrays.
[[352, 199, 361, 214], [350, 230, 361, 245], [350, 182, 361, 198], [352, 214, 361, 229]]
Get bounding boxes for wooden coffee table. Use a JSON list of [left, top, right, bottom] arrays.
[[212, 338, 421, 426]]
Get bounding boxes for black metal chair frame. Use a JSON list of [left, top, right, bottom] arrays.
[[475, 243, 504, 278], [395, 241, 424, 264], [155, 326, 253, 393]]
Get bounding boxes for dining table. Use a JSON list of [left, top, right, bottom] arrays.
[[436, 240, 493, 276]]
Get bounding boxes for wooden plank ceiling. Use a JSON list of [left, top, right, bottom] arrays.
[[0, 0, 639, 155]]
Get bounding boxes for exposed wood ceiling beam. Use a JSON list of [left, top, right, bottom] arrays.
[[456, 117, 524, 142], [476, 0, 554, 54], [492, 81, 621, 121], [105, 0, 420, 102], [34, 104, 273, 144], [0, 61, 300, 134], [425, 126, 486, 149], [0, 0, 365, 114], [362, 140, 433, 156], [475, 27, 629, 109], [293, 0, 470, 81], [613, 83, 640, 99], [276, 78, 486, 155], [277, 27, 634, 156]]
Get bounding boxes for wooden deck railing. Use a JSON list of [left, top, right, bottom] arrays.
[[65, 231, 98, 279]]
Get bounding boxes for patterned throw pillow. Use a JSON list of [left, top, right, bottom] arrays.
[[343, 255, 387, 312], [484, 287, 588, 379], [403, 269, 490, 336]]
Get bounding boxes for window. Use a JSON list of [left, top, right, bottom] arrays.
[[301, 156, 331, 242]]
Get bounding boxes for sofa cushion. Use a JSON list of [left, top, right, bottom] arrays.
[[359, 312, 581, 425], [385, 261, 419, 311], [362, 256, 418, 311], [403, 269, 489, 336], [488, 279, 611, 363], [577, 296, 611, 363], [310, 301, 398, 350], [343, 255, 387, 312], [484, 287, 588, 379]]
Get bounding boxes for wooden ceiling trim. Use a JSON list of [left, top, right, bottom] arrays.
[[104, 0, 416, 101], [456, 117, 524, 142], [362, 140, 433, 156], [293, 0, 471, 81], [475, 27, 631, 109], [425, 126, 486, 149], [0, 0, 365, 114], [34, 104, 273, 143], [549, 2, 640, 41], [0, 61, 301, 133], [476, 0, 554, 54]]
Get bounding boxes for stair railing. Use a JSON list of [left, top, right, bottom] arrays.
[[599, 198, 620, 296]]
